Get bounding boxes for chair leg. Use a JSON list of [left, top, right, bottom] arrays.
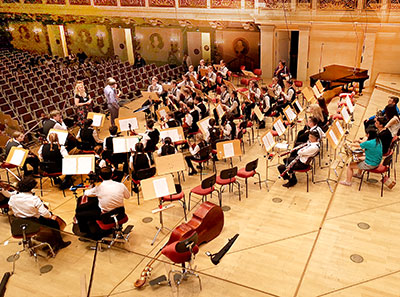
[[256, 172, 261, 189], [306, 172, 309, 192], [188, 192, 192, 211], [40, 177, 43, 197], [359, 171, 365, 191], [380, 174, 384, 197], [182, 194, 187, 221], [245, 178, 248, 198]]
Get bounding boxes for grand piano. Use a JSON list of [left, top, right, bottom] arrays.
[[310, 64, 369, 94]]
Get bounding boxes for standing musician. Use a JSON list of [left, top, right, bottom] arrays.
[[9, 177, 71, 253], [216, 60, 229, 81], [5, 131, 40, 177], [202, 66, 217, 94], [74, 80, 93, 125], [104, 77, 120, 126], [274, 60, 290, 89], [278, 130, 320, 188]]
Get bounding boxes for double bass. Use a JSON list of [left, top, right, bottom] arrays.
[[134, 202, 224, 288]]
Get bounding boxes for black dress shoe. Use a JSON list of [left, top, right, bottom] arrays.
[[188, 170, 198, 176], [282, 180, 297, 188], [58, 241, 71, 250]]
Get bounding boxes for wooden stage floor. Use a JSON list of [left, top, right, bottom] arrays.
[[0, 75, 399, 297]]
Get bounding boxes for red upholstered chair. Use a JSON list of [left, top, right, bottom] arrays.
[[191, 145, 215, 181], [188, 174, 220, 210], [292, 157, 316, 192], [161, 231, 201, 289], [161, 184, 187, 221], [358, 153, 392, 197], [39, 162, 65, 197], [240, 78, 250, 86], [251, 68, 263, 84], [216, 167, 241, 202], [236, 159, 262, 198], [96, 207, 132, 248]]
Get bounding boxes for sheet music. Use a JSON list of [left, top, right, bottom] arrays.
[[274, 119, 286, 136], [253, 105, 264, 121], [294, 100, 303, 113], [216, 104, 224, 117], [346, 96, 355, 113], [77, 156, 93, 174], [62, 158, 77, 175], [126, 137, 139, 152], [113, 137, 127, 154], [329, 130, 338, 146], [266, 132, 275, 147], [341, 106, 350, 123], [159, 108, 167, 119], [119, 118, 139, 131], [48, 129, 68, 145], [262, 132, 275, 152], [285, 107, 296, 122], [9, 149, 25, 166], [312, 85, 321, 98], [92, 114, 103, 127], [153, 177, 170, 198], [275, 142, 289, 150], [223, 142, 234, 158], [335, 121, 344, 136]]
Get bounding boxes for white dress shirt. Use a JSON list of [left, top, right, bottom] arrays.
[[84, 180, 130, 213], [147, 83, 163, 96], [298, 141, 320, 164], [9, 192, 52, 219]]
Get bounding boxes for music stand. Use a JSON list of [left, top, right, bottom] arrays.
[[256, 130, 276, 191], [87, 112, 106, 128], [154, 153, 186, 185], [216, 140, 242, 167], [141, 174, 176, 245], [116, 116, 139, 134]]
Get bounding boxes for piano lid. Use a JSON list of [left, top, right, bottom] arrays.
[[310, 64, 368, 81]]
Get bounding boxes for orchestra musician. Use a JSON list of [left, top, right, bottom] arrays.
[[202, 66, 217, 94], [213, 84, 230, 124], [340, 128, 382, 187], [165, 80, 179, 108], [129, 143, 151, 193], [278, 130, 320, 188], [294, 116, 325, 147], [8, 176, 71, 253], [197, 59, 207, 79], [178, 74, 195, 90], [5, 131, 40, 177], [243, 80, 261, 120], [216, 59, 229, 81], [228, 90, 241, 119], [161, 112, 179, 129], [260, 86, 272, 117], [142, 119, 160, 161], [157, 137, 177, 156], [222, 113, 236, 140], [185, 133, 207, 176], [194, 96, 208, 119], [308, 104, 329, 128], [103, 126, 128, 173], [186, 65, 198, 81], [42, 110, 68, 136], [282, 80, 296, 105], [364, 96, 399, 132], [104, 77, 120, 126], [207, 118, 221, 149], [74, 80, 93, 125], [274, 60, 290, 89], [77, 119, 103, 150], [375, 116, 393, 155]]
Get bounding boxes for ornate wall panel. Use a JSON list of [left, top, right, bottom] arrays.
[[211, 0, 241, 8], [149, 0, 175, 7], [93, 0, 117, 5], [2, 0, 20, 3], [390, 0, 400, 9], [245, 0, 255, 8], [259, 0, 290, 9], [179, 0, 207, 8], [364, 0, 380, 9], [23, 0, 43, 3], [46, 0, 66, 4], [69, 0, 91, 5], [9, 22, 49, 54], [120, 0, 145, 6], [318, 0, 357, 9], [297, 0, 311, 9]]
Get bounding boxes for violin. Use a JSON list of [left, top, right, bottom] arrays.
[[134, 202, 224, 288]]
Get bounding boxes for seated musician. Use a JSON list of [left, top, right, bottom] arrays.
[[222, 113, 236, 140], [216, 60, 229, 81], [186, 65, 198, 81], [202, 66, 217, 94], [161, 112, 179, 129], [340, 128, 382, 186], [84, 166, 130, 213], [129, 143, 151, 192], [295, 117, 325, 146], [5, 131, 40, 177], [177, 74, 195, 90], [278, 130, 320, 188], [77, 119, 103, 150], [157, 137, 177, 156], [147, 76, 163, 117], [365, 96, 399, 132], [197, 59, 207, 76], [194, 96, 208, 119], [309, 104, 329, 128], [185, 133, 207, 176], [186, 102, 200, 134], [243, 80, 261, 120], [165, 80, 179, 107], [207, 118, 221, 149], [213, 85, 230, 124], [103, 126, 128, 173], [261, 86, 272, 119], [282, 80, 296, 105], [42, 110, 67, 136], [180, 87, 194, 104], [385, 105, 400, 137], [142, 119, 160, 160], [8, 177, 71, 253], [93, 145, 123, 182], [375, 116, 393, 155]]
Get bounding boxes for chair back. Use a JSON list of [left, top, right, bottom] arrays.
[[40, 161, 60, 174], [201, 174, 216, 189], [198, 145, 211, 160], [136, 167, 156, 181], [10, 217, 40, 238], [220, 167, 238, 180], [245, 159, 258, 172], [382, 153, 392, 167], [175, 231, 199, 253]]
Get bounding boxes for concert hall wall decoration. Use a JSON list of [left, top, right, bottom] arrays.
[[8, 22, 49, 54]]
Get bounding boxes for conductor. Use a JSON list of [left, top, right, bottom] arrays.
[[104, 77, 120, 126]]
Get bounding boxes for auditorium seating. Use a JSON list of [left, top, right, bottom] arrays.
[[0, 49, 185, 132]]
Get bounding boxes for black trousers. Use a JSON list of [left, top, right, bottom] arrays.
[[185, 155, 200, 170], [278, 157, 308, 181], [24, 155, 39, 174]]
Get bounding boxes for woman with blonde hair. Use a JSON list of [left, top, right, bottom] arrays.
[[38, 133, 68, 173], [74, 80, 93, 124], [308, 104, 328, 127]]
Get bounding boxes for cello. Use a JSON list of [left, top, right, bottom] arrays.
[[134, 201, 224, 288]]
